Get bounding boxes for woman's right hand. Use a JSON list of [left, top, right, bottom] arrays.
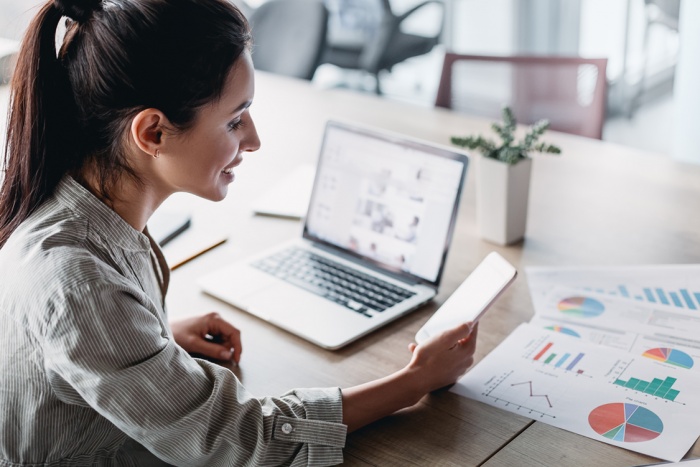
[[341, 322, 477, 432], [404, 322, 478, 394]]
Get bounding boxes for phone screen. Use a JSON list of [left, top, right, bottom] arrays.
[[416, 252, 516, 343]]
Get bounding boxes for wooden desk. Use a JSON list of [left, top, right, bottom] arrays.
[[163, 71, 700, 466]]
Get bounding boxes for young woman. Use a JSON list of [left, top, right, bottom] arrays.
[[0, 0, 477, 465]]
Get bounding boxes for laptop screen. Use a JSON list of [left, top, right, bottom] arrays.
[[303, 121, 468, 287]]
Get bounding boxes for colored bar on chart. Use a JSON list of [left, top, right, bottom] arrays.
[[534, 342, 553, 361], [614, 376, 680, 401], [695, 293, 700, 307], [625, 378, 641, 389], [619, 285, 630, 297], [654, 377, 677, 397], [670, 292, 683, 307], [596, 289, 605, 294], [681, 289, 697, 310], [644, 288, 656, 303], [544, 353, 557, 364], [656, 288, 670, 305], [646, 378, 664, 395], [555, 353, 570, 368], [566, 353, 584, 371], [635, 295, 644, 300]]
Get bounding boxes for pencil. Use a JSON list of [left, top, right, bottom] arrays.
[[170, 238, 228, 271]]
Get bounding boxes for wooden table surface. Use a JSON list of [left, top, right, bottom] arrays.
[[161, 71, 700, 466]]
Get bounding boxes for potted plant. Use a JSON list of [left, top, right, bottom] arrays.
[[451, 107, 561, 245]]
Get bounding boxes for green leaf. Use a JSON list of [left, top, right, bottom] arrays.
[[450, 106, 561, 162]]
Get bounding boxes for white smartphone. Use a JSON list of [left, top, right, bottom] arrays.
[[415, 252, 517, 344]]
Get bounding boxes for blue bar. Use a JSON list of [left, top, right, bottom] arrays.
[[635, 295, 643, 300], [644, 288, 656, 303], [555, 353, 570, 368], [619, 286, 630, 297], [596, 289, 605, 293], [670, 292, 683, 307], [695, 293, 700, 307], [566, 353, 585, 371], [682, 289, 698, 309], [656, 288, 670, 305]]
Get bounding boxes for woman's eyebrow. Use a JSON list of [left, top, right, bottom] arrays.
[[231, 100, 252, 114]]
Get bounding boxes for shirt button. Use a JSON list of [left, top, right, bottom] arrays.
[[281, 423, 294, 434]]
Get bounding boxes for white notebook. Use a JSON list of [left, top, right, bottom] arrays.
[[252, 165, 316, 219]]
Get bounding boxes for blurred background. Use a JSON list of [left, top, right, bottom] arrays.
[[0, 0, 697, 162]]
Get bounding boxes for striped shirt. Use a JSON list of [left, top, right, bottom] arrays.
[[0, 176, 347, 466]]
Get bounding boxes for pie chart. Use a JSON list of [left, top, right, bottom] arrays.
[[643, 348, 694, 369], [558, 296, 605, 318], [589, 403, 663, 443], [545, 325, 581, 338]]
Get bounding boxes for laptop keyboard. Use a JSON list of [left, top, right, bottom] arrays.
[[251, 247, 416, 317]]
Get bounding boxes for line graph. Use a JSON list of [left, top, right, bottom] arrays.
[[481, 370, 556, 419], [511, 381, 554, 407]]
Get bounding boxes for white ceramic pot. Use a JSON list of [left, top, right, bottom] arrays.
[[476, 155, 532, 245]]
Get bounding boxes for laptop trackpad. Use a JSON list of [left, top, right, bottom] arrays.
[[243, 281, 326, 321]]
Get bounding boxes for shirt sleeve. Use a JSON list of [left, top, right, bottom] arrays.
[[42, 279, 347, 466]]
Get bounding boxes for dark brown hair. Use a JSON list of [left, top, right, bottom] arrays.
[[0, 0, 251, 247]]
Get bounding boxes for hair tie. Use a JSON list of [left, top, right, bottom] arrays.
[[53, 0, 102, 23]]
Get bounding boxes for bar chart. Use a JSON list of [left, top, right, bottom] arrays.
[[583, 284, 700, 311], [613, 375, 680, 401], [533, 341, 586, 374]]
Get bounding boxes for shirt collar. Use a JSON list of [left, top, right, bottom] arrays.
[[55, 176, 152, 252]]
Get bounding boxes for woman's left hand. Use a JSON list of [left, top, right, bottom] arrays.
[[171, 312, 242, 363]]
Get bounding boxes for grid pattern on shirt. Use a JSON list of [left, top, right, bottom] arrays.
[[0, 177, 347, 467]]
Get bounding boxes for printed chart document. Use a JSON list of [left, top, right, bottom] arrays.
[[526, 265, 700, 368], [453, 323, 700, 462]]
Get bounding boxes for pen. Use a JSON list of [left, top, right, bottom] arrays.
[[170, 237, 228, 271]]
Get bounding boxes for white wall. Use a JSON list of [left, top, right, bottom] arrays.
[[672, 0, 700, 164]]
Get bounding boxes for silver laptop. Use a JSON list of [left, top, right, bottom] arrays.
[[198, 121, 469, 349]]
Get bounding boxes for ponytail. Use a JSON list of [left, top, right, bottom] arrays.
[[0, 0, 250, 248], [0, 1, 79, 247]]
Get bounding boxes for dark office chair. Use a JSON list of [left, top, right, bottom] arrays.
[[436, 54, 608, 139], [249, 0, 329, 80], [321, 0, 445, 94]]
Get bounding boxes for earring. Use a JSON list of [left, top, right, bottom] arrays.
[[153, 150, 160, 159]]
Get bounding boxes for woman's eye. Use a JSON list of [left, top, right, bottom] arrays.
[[228, 119, 244, 131]]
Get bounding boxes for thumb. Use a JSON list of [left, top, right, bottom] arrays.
[[439, 322, 473, 346]]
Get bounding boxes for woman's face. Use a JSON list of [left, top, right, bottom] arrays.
[[157, 51, 260, 201]]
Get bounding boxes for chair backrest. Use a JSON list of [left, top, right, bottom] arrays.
[[436, 54, 608, 139], [249, 0, 328, 80], [360, 0, 444, 74]]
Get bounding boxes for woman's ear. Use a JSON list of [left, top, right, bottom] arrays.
[[130, 109, 169, 158]]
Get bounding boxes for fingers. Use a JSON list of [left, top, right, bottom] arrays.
[[439, 322, 474, 347], [408, 343, 417, 353], [457, 323, 478, 347], [185, 334, 236, 362], [206, 313, 243, 363]]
